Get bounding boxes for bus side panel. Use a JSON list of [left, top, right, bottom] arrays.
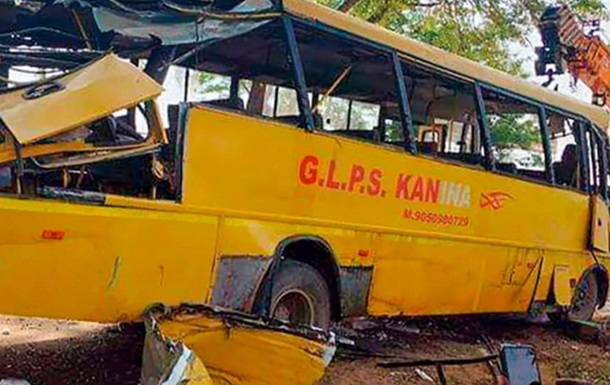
[[183, 107, 591, 317], [369, 238, 539, 316], [0, 197, 218, 323], [214, 217, 376, 316]]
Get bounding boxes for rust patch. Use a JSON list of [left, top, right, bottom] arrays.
[[339, 266, 373, 317], [210, 256, 273, 313]]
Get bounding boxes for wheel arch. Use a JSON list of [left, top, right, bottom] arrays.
[[591, 264, 609, 309], [253, 235, 342, 322]]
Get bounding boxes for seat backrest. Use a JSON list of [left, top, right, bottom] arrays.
[[497, 162, 518, 174], [562, 144, 578, 167], [334, 129, 380, 142], [204, 98, 245, 111], [418, 141, 438, 155], [555, 144, 579, 186]]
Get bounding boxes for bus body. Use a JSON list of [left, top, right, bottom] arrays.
[[0, 0, 608, 327]]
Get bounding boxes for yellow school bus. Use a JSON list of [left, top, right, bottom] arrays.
[[0, 0, 608, 328]]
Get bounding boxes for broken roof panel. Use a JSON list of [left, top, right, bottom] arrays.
[[91, 0, 277, 46], [0, 54, 162, 144]]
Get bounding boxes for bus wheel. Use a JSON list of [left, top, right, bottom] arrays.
[[568, 271, 599, 322], [270, 259, 331, 329]]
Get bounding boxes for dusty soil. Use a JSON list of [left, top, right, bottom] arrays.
[[0, 317, 143, 385], [0, 311, 608, 385], [321, 314, 610, 385]]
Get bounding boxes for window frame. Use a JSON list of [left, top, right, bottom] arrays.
[[188, 13, 608, 200], [396, 58, 489, 165], [582, 120, 608, 198], [478, 84, 553, 185], [544, 106, 592, 195]]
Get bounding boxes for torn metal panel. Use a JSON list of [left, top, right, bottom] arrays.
[[0, 54, 162, 145], [92, 0, 276, 46], [142, 317, 214, 385], [37, 186, 106, 205], [210, 256, 273, 313], [340, 266, 373, 317], [145, 305, 336, 385]]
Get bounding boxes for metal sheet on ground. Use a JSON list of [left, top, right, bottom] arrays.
[[143, 305, 336, 385]]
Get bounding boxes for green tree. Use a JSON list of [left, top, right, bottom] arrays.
[[488, 114, 540, 149], [317, 0, 607, 76]]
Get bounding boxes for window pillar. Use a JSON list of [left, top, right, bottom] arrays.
[[474, 84, 495, 171], [391, 52, 416, 153], [282, 17, 314, 131], [538, 107, 555, 184]]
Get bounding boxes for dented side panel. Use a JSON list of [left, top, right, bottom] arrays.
[[209, 256, 273, 312], [339, 266, 373, 317]]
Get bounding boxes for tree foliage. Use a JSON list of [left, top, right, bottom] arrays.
[[317, 0, 607, 76], [488, 113, 541, 149]]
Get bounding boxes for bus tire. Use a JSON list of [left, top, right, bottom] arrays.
[[270, 259, 331, 329], [567, 271, 599, 322]]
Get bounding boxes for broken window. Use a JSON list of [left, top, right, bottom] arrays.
[[172, 18, 310, 127], [291, 22, 405, 144], [401, 62, 484, 165], [482, 89, 548, 182]]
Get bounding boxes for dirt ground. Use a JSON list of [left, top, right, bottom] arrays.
[[321, 314, 610, 385], [0, 310, 608, 385]]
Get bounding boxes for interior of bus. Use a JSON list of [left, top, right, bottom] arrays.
[[162, 16, 606, 197], [0, 12, 607, 203]]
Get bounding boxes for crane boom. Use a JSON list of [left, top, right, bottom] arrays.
[[536, 6, 610, 107]]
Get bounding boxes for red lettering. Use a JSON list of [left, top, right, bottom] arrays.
[[347, 165, 365, 192], [367, 169, 383, 196], [411, 177, 424, 202], [326, 160, 341, 189], [395, 174, 412, 199], [425, 179, 440, 203], [298, 155, 319, 185]]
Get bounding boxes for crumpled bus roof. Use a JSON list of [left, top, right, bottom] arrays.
[[0, 54, 163, 145], [1, 0, 607, 130]]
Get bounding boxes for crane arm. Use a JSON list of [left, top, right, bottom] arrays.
[[536, 6, 610, 107]]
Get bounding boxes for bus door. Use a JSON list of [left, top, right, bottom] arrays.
[[584, 123, 609, 253]]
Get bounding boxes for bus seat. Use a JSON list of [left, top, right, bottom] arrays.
[[275, 115, 302, 127], [497, 162, 518, 174], [272, 114, 324, 129], [418, 141, 438, 155], [440, 152, 484, 166], [335, 129, 380, 142], [204, 97, 245, 111], [553, 144, 578, 187]]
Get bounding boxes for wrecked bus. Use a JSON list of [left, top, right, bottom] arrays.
[[0, 0, 608, 330]]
